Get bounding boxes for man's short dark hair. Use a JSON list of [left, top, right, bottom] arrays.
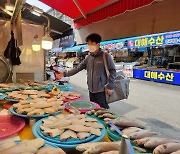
[[85, 33, 102, 44]]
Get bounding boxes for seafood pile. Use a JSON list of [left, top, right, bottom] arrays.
[[0, 83, 16, 90], [87, 108, 180, 154], [40, 114, 104, 141], [112, 120, 180, 153], [7, 90, 51, 100], [134, 137, 180, 154], [5, 89, 81, 102], [0, 138, 65, 154], [56, 91, 82, 101], [87, 108, 118, 122], [76, 141, 180, 154], [18, 81, 46, 90], [12, 98, 64, 116], [24, 81, 43, 88], [76, 142, 121, 154]]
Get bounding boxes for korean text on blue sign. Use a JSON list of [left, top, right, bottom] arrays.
[[144, 71, 174, 82], [133, 68, 180, 85], [128, 31, 180, 48]]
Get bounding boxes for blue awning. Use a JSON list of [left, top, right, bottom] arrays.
[[63, 44, 86, 52], [52, 48, 63, 52]]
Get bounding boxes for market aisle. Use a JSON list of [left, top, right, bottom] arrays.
[[68, 69, 180, 140]]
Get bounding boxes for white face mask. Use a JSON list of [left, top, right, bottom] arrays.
[[88, 45, 97, 53]]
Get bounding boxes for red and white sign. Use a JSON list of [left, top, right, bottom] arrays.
[[123, 64, 133, 78]]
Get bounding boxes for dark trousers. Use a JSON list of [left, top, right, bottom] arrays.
[[89, 91, 109, 109]]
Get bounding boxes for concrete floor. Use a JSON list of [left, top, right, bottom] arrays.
[[67, 69, 180, 140]]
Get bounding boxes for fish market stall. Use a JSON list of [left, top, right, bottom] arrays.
[[0, 82, 108, 153], [0, 0, 180, 153], [0, 82, 180, 154]]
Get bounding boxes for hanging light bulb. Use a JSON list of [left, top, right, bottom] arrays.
[[5, 0, 14, 11], [32, 34, 41, 51], [42, 27, 53, 50], [25, 6, 53, 51], [42, 34, 53, 50]]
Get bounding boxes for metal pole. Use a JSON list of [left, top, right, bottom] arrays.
[[11, 0, 26, 24], [42, 14, 50, 29]]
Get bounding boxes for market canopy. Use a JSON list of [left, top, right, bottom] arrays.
[[39, 0, 161, 29]]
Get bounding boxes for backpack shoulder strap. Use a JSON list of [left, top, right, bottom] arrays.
[[103, 52, 110, 78]]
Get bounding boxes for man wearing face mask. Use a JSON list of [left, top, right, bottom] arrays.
[[63, 33, 116, 109]]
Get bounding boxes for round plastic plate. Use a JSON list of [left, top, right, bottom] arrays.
[[32, 116, 106, 149], [9, 106, 63, 119], [35, 119, 96, 145], [0, 89, 6, 93], [62, 96, 82, 103], [46, 85, 73, 92], [6, 88, 16, 92], [0, 93, 7, 100], [107, 126, 121, 141], [0, 115, 25, 139], [0, 88, 16, 93], [5, 97, 19, 102], [5, 97, 32, 102]]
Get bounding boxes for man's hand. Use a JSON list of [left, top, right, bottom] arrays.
[[55, 72, 64, 80], [59, 72, 64, 78], [106, 88, 113, 95]]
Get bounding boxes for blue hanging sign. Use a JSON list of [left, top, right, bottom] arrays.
[[127, 31, 180, 48], [59, 34, 75, 48]]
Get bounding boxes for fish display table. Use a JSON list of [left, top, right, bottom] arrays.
[[0, 83, 180, 154]]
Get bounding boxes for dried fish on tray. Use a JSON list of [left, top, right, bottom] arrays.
[[0, 138, 66, 154], [32, 114, 106, 148], [39, 114, 104, 141], [10, 98, 64, 118]]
